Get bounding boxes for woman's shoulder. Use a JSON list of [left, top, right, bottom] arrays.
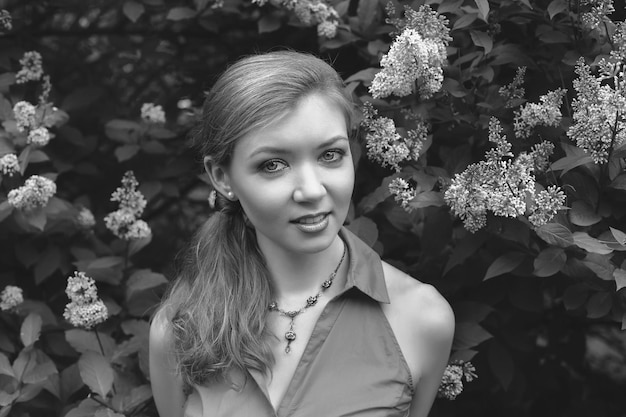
[[150, 304, 176, 348], [381, 261, 454, 340]]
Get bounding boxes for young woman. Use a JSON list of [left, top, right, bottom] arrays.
[[149, 50, 454, 417]]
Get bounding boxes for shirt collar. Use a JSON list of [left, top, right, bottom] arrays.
[[338, 227, 390, 304]]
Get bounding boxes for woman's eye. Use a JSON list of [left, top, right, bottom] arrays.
[[261, 159, 287, 173], [321, 149, 344, 163]]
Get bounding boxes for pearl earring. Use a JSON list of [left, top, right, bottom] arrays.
[[227, 191, 234, 200]]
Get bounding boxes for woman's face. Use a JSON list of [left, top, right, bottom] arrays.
[[223, 92, 354, 255]]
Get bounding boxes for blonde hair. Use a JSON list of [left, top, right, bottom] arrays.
[[161, 50, 354, 387]]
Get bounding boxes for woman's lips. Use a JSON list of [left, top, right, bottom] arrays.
[[291, 213, 330, 232]]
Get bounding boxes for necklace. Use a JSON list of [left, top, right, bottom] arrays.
[[268, 243, 347, 354]]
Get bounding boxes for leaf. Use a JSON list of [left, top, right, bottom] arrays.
[[258, 13, 281, 33], [34, 245, 61, 284], [115, 384, 152, 413], [15, 208, 47, 231], [357, 0, 380, 32], [609, 174, 626, 191], [473, 0, 490, 21], [0, 200, 13, 223], [61, 86, 105, 112], [64, 399, 101, 417], [12, 349, 36, 382], [104, 119, 142, 144], [586, 292, 612, 318], [344, 68, 379, 84], [20, 313, 42, 348], [550, 154, 594, 175], [16, 382, 44, 403], [533, 247, 566, 277], [444, 232, 487, 274], [357, 175, 395, 212], [123, 1, 145, 22], [547, 0, 568, 19], [346, 216, 378, 248], [573, 232, 613, 255], [65, 329, 116, 358], [535, 223, 574, 248], [74, 256, 124, 284], [95, 409, 125, 417], [60, 364, 83, 403], [166, 6, 196, 20], [126, 269, 169, 299], [114, 144, 140, 162], [488, 341, 514, 391], [437, 0, 464, 15], [484, 252, 526, 280], [470, 30, 493, 53], [0, 353, 15, 378], [582, 254, 616, 280], [22, 351, 57, 384], [452, 13, 478, 30], [452, 322, 492, 350], [610, 227, 626, 246], [78, 352, 114, 398], [408, 191, 445, 209], [442, 78, 467, 97], [614, 269, 626, 291], [569, 201, 602, 226]]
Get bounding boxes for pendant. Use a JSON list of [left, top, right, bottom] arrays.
[[285, 330, 296, 353]]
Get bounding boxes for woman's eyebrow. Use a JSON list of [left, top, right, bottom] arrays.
[[248, 136, 349, 158]]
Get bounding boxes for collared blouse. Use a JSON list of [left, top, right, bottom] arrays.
[[184, 228, 414, 417]]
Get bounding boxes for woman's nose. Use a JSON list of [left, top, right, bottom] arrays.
[[292, 165, 327, 203]]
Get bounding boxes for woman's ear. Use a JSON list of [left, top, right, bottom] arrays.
[[204, 156, 237, 201]]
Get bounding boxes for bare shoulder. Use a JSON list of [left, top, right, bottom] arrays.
[[150, 304, 175, 354], [381, 261, 454, 345]]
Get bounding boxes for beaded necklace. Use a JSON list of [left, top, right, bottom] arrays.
[[268, 243, 347, 354]]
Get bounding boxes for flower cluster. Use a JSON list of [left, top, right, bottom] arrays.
[[7, 175, 57, 210], [104, 171, 151, 240], [16, 51, 44, 84], [579, 0, 615, 30], [27, 126, 51, 147], [528, 185, 567, 228], [141, 103, 166, 124], [361, 103, 426, 172], [437, 361, 477, 400], [0, 285, 23, 311], [76, 206, 96, 229], [567, 58, 626, 164], [499, 66, 526, 108], [63, 271, 108, 329], [513, 89, 566, 138], [252, 0, 339, 38], [0, 9, 11, 33], [530, 141, 555, 172], [444, 118, 565, 232], [0, 153, 20, 176], [13, 101, 36, 132], [389, 177, 417, 211], [613, 21, 626, 61], [370, 5, 450, 99]]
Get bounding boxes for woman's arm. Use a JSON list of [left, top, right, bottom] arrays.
[[406, 286, 454, 417], [381, 263, 455, 417], [149, 308, 187, 417]]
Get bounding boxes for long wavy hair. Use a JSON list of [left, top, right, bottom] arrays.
[[160, 51, 355, 388]]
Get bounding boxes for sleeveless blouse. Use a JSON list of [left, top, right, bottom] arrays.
[[184, 228, 414, 417]]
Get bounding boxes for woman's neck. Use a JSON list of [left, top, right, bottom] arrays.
[[259, 235, 347, 308]]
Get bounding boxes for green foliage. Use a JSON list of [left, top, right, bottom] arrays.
[[1, 0, 626, 416]]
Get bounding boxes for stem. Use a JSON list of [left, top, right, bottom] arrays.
[[94, 328, 106, 356], [88, 393, 120, 413]]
